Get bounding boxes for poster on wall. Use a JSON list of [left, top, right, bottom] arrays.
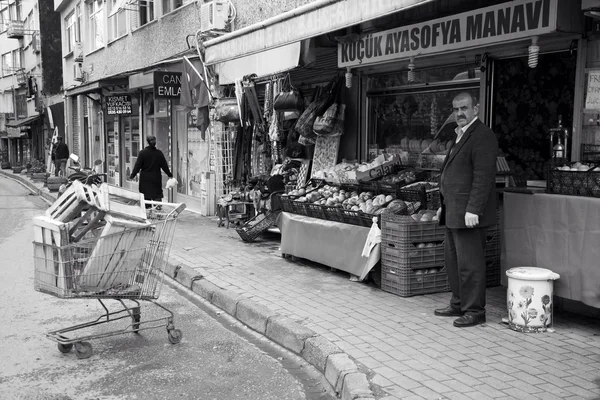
[[585, 70, 600, 110]]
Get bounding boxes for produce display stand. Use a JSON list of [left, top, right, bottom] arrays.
[[34, 185, 186, 359], [278, 212, 380, 279]]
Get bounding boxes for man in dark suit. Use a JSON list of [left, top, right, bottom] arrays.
[[435, 92, 498, 328]]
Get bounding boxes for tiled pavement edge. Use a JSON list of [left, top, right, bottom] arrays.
[[6, 170, 600, 400], [3, 171, 375, 400]]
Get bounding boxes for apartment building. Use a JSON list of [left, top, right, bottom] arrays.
[[0, 0, 62, 169]]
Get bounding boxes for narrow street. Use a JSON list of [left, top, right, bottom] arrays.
[[0, 175, 335, 400]]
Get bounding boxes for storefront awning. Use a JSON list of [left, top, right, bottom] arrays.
[[66, 78, 129, 97], [215, 42, 302, 85], [6, 114, 41, 128], [203, 0, 433, 65]]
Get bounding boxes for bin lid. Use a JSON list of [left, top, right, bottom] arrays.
[[506, 266, 560, 281]]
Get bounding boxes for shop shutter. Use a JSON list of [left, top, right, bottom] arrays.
[[289, 47, 339, 99]]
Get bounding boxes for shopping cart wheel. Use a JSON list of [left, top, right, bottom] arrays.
[[168, 329, 183, 344], [57, 343, 73, 353], [74, 341, 93, 359], [132, 307, 141, 333]]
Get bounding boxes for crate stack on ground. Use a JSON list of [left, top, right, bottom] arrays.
[[33, 180, 153, 297], [380, 212, 449, 297], [380, 209, 502, 297]]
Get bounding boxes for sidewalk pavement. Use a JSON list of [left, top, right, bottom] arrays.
[[5, 170, 600, 400]]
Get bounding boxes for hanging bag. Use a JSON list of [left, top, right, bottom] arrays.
[[273, 73, 304, 112], [313, 77, 345, 136], [295, 78, 339, 145], [214, 97, 240, 123]]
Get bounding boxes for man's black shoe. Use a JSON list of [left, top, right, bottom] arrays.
[[434, 306, 463, 317], [453, 314, 486, 328]]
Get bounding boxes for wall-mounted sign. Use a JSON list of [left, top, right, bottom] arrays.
[[7, 127, 27, 138], [107, 95, 133, 115], [585, 70, 600, 110], [338, 0, 558, 68], [154, 71, 182, 98]]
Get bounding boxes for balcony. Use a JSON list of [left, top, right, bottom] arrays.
[[7, 20, 25, 39]]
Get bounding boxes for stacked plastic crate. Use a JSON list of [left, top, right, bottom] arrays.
[[380, 212, 449, 297], [380, 209, 502, 297]]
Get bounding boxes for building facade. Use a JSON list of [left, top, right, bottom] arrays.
[[0, 0, 61, 169], [53, 0, 221, 212]]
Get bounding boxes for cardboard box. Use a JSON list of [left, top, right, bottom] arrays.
[[356, 155, 403, 182]]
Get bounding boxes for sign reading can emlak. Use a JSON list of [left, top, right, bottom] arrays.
[[338, 0, 557, 68], [154, 71, 182, 98]]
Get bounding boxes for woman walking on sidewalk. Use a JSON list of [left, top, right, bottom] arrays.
[[129, 135, 173, 206]]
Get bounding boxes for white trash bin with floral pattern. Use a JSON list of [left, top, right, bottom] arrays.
[[506, 267, 560, 333]]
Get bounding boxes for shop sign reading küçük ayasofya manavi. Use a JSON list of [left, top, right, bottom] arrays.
[[338, 0, 559, 68]]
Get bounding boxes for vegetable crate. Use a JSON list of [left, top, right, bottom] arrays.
[[485, 258, 501, 288], [381, 240, 445, 269], [546, 169, 600, 198], [236, 210, 281, 242], [381, 264, 450, 297], [381, 214, 446, 245]]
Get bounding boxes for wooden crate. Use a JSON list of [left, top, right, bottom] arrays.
[[76, 215, 152, 291], [32, 216, 73, 296], [97, 184, 147, 222], [45, 180, 100, 222]]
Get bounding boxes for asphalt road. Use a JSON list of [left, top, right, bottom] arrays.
[[0, 175, 335, 400]]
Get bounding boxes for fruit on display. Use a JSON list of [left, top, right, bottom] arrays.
[[555, 162, 600, 172], [402, 181, 439, 192], [285, 184, 422, 216], [380, 170, 418, 185]]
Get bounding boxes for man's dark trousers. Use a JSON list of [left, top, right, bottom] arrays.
[[445, 226, 487, 316]]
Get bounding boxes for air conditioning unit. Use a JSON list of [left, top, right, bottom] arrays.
[[200, 1, 229, 32], [74, 42, 84, 63], [73, 64, 83, 82]]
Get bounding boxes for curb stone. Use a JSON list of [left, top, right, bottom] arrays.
[[341, 372, 373, 400], [211, 288, 244, 316], [266, 315, 317, 354], [172, 260, 374, 398], [325, 353, 359, 393], [4, 169, 377, 399], [236, 299, 278, 335], [302, 335, 343, 373]]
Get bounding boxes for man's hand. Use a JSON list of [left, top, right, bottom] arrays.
[[436, 207, 442, 220], [465, 212, 479, 228]]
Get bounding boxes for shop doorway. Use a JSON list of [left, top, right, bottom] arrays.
[[492, 51, 577, 181], [105, 96, 141, 189]]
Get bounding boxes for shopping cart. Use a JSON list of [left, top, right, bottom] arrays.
[[33, 200, 186, 359]]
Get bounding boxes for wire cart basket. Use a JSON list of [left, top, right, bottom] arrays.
[[33, 200, 186, 359]]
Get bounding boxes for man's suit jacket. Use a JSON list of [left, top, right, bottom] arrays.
[[439, 118, 498, 229]]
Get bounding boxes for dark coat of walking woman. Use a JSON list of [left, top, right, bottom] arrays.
[[129, 135, 173, 202]]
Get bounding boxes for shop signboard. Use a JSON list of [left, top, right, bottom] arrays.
[[338, 0, 559, 68], [153, 71, 182, 98], [106, 95, 133, 115], [7, 126, 27, 138]]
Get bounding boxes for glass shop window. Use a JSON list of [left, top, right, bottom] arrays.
[[367, 64, 480, 160]]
